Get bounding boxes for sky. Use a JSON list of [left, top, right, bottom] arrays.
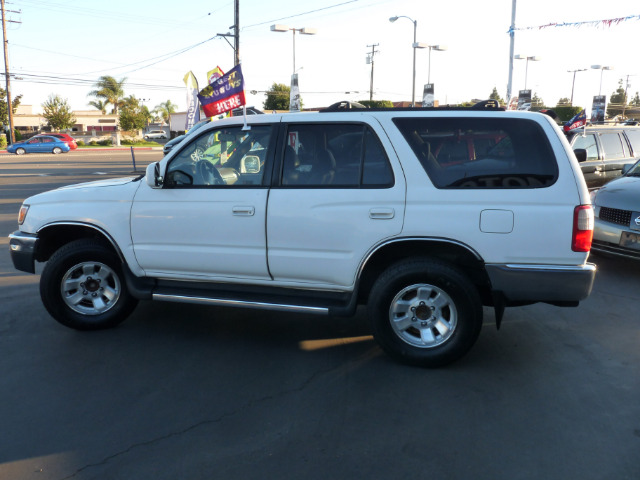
[[3, 0, 639, 116]]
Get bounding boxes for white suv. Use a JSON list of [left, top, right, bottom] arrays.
[[9, 104, 596, 367]]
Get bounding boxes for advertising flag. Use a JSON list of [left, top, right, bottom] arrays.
[[290, 73, 301, 112], [591, 96, 606, 124], [183, 71, 200, 131], [422, 83, 435, 107], [207, 66, 225, 85], [197, 64, 246, 117], [563, 109, 587, 132]]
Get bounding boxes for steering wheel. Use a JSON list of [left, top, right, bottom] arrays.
[[195, 160, 224, 185]]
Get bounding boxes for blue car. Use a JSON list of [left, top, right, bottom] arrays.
[[7, 135, 71, 155]]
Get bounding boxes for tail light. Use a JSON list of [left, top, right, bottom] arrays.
[[572, 205, 594, 252]]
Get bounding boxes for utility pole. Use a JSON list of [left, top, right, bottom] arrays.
[[622, 74, 635, 119], [217, 0, 240, 66], [233, 0, 239, 66], [506, 0, 517, 104], [1, 0, 20, 144], [366, 43, 379, 102]]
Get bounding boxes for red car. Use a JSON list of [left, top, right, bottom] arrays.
[[34, 133, 77, 150]]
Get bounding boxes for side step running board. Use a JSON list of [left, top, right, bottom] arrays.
[[153, 293, 330, 315]]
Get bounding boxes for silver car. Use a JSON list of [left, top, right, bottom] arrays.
[[591, 160, 640, 259]]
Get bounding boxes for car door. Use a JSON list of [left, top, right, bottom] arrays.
[[26, 138, 43, 153], [131, 123, 276, 281], [267, 121, 405, 288], [570, 133, 605, 188]]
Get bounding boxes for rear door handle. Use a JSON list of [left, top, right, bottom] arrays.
[[232, 206, 255, 216], [369, 208, 395, 220]]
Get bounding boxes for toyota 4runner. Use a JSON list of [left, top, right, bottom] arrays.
[[9, 104, 596, 367]]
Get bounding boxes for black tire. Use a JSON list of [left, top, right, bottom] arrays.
[[368, 258, 483, 367], [144, 135, 150, 140], [52, 147, 62, 154], [40, 239, 138, 330], [16, 148, 26, 155]]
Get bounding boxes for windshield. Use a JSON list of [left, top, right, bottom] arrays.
[[626, 160, 640, 176]]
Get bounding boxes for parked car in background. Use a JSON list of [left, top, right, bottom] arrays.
[[590, 159, 640, 260], [567, 126, 640, 189], [7, 136, 71, 155], [34, 133, 78, 150], [163, 119, 212, 155], [144, 130, 167, 140]]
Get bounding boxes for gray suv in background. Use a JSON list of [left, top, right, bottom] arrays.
[[567, 126, 640, 189]]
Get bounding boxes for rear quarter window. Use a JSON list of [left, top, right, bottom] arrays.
[[393, 117, 558, 189]]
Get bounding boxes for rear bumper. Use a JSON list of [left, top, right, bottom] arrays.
[[8, 231, 38, 274], [486, 263, 596, 304]]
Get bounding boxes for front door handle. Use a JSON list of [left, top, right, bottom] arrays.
[[232, 206, 255, 216], [369, 208, 395, 220]]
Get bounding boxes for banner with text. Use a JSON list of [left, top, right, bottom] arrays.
[[197, 64, 246, 117], [207, 66, 224, 85], [422, 84, 435, 107], [591, 96, 606, 123], [183, 71, 201, 131], [290, 73, 301, 112]]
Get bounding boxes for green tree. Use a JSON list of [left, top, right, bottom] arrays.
[[556, 97, 571, 106], [42, 94, 76, 130], [263, 83, 292, 111], [0, 87, 22, 128], [88, 99, 108, 114], [489, 87, 504, 105], [118, 96, 150, 131], [358, 100, 393, 108], [152, 99, 177, 124], [607, 79, 627, 118], [631, 92, 640, 107], [531, 92, 545, 109], [88, 76, 127, 114]]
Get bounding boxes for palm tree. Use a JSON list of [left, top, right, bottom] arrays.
[[87, 99, 108, 114], [88, 76, 127, 114], [153, 100, 177, 125]]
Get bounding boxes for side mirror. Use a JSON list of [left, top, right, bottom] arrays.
[[146, 162, 164, 188], [241, 155, 261, 174], [573, 148, 587, 163]]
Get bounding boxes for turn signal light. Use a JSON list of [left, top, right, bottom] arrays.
[[572, 205, 594, 252], [18, 205, 29, 225]]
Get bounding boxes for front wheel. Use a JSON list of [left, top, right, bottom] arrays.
[[52, 147, 62, 154], [368, 258, 483, 367], [40, 239, 138, 330], [15, 148, 26, 155]]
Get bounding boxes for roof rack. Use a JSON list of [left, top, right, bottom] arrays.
[[319, 99, 505, 113]]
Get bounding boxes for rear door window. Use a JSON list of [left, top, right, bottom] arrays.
[[281, 123, 394, 188], [393, 117, 558, 189], [599, 133, 628, 160]]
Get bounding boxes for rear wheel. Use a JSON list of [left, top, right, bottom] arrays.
[[15, 148, 26, 155], [368, 258, 483, 367], [40, 239, 138, 330]]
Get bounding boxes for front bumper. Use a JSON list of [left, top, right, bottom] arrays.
[[8, 231, 39, 274], [486, 263, 597, 305]]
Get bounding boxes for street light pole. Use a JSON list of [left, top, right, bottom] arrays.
[[271, 25, 317, 74], [567, 68, 587, 105], [426, 45, 447, 85], [591, 65, 613, 96], [390, 16, 418, 107], [514, 54, 541, 91]]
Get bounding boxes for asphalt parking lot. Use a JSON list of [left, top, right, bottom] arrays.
[[1, 150, 639, 480]]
